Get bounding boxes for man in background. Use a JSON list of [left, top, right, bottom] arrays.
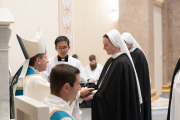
[[80, 55, 103, 108], [72, 54, 78, 59], [85, 55, 103, 83]]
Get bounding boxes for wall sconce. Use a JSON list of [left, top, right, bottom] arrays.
[[111, 0, 119, 20]]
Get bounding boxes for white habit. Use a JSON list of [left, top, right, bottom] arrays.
[[170, 70, 180, 120]]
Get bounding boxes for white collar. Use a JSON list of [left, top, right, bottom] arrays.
[[29, 66, 39, 73], [44, 94, 70, 114], [129, 47, 136, 53], [56, 55, 69, 62], [111, 52, 123, 59]]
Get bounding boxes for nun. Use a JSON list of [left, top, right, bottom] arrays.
[[122, 32, 151, 120], [92, 29, 142, 120]]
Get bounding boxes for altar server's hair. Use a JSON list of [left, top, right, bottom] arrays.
[[50, 64, 80, 93], [55, 36, 70, 47]]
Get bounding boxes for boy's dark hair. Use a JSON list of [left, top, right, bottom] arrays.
[[29, 53, 44, 66], [72, 54, 78, 59], [89, 55, 96, 61], [50, 64, 80, 93], [55, 36, 70, 47]]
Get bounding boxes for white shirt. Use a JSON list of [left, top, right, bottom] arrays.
[[43, 55, 87, 83], [84, 63, 103, 81]]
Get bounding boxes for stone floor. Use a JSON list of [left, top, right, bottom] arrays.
[[81, 108, 91, 120], [81, 97, 169, 120], [81, 108, 168, 120], [151, 97, 169, 120], [10, 96, 169, 120]]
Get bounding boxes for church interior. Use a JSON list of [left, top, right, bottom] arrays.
[[0, 0, 180, 120]]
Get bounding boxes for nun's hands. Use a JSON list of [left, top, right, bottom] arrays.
[[80, 87, 94, 97], [79, 92, 94, 100]]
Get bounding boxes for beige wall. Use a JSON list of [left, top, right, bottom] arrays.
[[2, 0, 180, 89], [73, 0, 118, 67], [169, 0, 180, 80], [118, 0, 154, 89], [1, 0, 119, 74], [162, 0, 170, 85], [0, 0, 59, 75]]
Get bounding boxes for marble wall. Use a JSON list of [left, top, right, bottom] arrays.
[[118, 0, 154, 89], [162, 0, 170, 85], [162, 0, 180, 85], [0, 28, 11, 120], [118, 0, 180, 88], [0, 8, 14, 120]]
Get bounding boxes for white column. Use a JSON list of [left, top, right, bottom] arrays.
[[153, 0, 164, 95], [59, 0, 74, 55], [0, 8, 14, 119]]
